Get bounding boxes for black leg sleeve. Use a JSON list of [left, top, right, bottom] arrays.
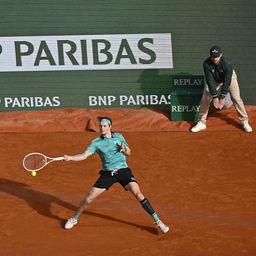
[[140, 198, 155, 215]]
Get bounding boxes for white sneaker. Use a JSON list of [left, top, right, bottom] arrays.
[[242, 122, 253, 133], [191, 121, 206, 133], [156, 220, 169, 234], [65, 217, 78, 229]]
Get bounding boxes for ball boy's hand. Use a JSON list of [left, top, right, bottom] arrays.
[[213, 97, 220, 109], [218, 98, 225, 110]]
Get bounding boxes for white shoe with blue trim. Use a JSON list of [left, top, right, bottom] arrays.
[[156, 220, 169, 234], [65, 217, 78, 229]]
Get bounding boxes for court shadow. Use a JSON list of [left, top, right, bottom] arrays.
[[0, 178, 157, 235], [0, 178, 75, 221], [83, 210, 158, 236], [210, 110, 241, 129]]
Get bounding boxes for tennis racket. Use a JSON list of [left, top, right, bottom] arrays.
[[23, 152, 64, 172]]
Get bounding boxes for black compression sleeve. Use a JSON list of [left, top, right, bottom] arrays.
[[140, 198, 155, 215]]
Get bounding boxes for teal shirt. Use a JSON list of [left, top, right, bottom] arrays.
[[87, 132, 128, 171]]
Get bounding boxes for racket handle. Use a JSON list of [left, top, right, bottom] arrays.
[[55, 157, 64, 161]]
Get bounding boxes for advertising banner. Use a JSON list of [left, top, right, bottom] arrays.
[[0, 33, 173, 72]]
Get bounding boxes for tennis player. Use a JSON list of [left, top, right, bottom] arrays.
[[63, 117, 169, 234]]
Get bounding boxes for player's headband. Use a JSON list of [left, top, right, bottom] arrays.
[[100, 118, 112, 125]]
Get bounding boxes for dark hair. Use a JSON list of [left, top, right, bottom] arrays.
[[98, 116, 112, 125]]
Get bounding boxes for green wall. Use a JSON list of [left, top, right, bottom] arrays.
[[0, 0, 255, 111]]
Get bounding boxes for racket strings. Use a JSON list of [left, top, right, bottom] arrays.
[[24, 154, 46, 171]]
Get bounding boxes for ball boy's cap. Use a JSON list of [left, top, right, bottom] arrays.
[[210, 45, 222, 57]]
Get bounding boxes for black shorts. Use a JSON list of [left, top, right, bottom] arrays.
[[93, 167, 137, 190]]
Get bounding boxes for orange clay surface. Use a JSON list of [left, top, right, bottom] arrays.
[[0, 107, 256, 256]]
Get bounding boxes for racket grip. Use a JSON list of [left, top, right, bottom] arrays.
[[55, 157, 64, 161]]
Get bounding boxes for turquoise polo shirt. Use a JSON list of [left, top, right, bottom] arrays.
[[87, 132, 129, 171]]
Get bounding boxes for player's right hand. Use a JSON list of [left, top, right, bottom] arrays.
[[64, 155, 71, 161]]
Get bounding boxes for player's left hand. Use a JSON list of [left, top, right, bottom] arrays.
[[119, 143, 126, 153]]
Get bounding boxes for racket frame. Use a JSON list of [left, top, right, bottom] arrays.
[[23, 152, 64, 172]]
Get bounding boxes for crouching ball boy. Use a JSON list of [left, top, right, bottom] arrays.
[[191, 45, 252, 133], [63, 117, 169, 234]]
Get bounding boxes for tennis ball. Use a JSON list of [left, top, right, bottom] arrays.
[[31, 171, 37, 177]]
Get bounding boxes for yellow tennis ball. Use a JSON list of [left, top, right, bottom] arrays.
[[31, 171, 37, 177]]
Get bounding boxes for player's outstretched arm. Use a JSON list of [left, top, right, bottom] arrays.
[[64, 150, 91, 161]]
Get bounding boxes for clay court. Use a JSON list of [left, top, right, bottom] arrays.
[[0, 107, 256, 256]]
